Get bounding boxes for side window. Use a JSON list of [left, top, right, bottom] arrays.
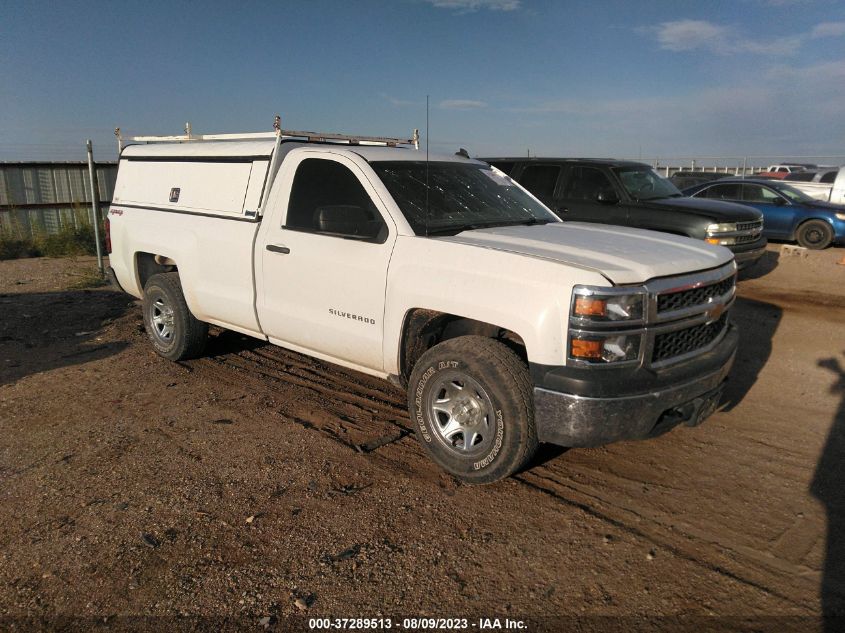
[[286, 158, 387, 241], [489, 161, 515, 175], [518, 165, 561, 199], [562, 167, 615, 201], [741, 185, 780, 203], [821, 170, 837, 184], [702, 183, 741, 200]]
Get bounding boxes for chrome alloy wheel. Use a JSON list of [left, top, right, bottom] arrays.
[[150, 297, 175, 342], [427, 370, 496, 456]]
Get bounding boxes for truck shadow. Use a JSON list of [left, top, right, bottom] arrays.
[[204, 327, 266, 357], [720, 296, 782, 411], [812, 352, 845, 628], [0, 289, 130, 386], [738, 249, 779, 280]]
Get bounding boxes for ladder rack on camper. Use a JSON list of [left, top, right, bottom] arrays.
[[115, 118, 420, 152], [113, 117, 420, 217]]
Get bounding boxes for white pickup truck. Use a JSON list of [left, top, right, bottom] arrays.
[[784, 166, 845, 203], [106, 127, 739, 483]]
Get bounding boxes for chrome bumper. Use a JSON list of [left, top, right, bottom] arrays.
[[533, 349, 735, 447]]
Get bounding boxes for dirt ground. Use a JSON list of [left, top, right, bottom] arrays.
[[1, 246, 844, 631]]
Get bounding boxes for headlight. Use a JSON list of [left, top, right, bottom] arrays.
[[570, 333, 641, 363], [571, 288, 644, 321], [706, 222, 737, 234], [836, 213, 845, 221]]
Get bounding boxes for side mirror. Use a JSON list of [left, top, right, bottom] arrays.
[[314, 205, 383, 240], [772, 197, 787, 206], [596, 189, 619, 204]]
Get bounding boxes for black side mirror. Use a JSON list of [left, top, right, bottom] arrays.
[[596, 189, 619, 204], [772, 197, 787, 206], [314, 205, 382, 240]]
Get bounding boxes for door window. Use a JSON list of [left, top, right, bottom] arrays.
[[518, 165, 561, 199], [561, 167, 616, 201], [702, 183, 741, 201], [741, 184, 782, 203], [286, 158, 387, 242], [821, 170, 837, 184], [489, 161, 515, 175]]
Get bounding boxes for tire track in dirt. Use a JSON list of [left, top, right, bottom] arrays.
[[517, 462, 817, 610], [182, 328, 821, 610], [182, 332, 446, 480]]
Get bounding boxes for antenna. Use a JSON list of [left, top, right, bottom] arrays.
[[425, 94, 430, 238]]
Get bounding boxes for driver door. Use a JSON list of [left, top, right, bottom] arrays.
[[556, 166, 629, 225], [256, 153, 395, 371], [740, 184, 792, 238]]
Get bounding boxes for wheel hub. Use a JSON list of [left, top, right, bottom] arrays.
[[151, 297, 175, 341], [427, 371, 496, 456]]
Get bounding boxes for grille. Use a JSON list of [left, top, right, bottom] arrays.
[[657, 276, 734, 313], [652, 314, 728, 363], [736, 234, 760, 244], [736, 220, 762, 233]]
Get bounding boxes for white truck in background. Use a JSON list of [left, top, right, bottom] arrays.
[[783, 166, 845, 203], [105, 123, 739, 483]]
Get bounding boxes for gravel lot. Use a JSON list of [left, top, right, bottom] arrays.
[[1, 247, 844, 631]]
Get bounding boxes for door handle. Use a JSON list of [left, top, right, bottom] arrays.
[[557, 207, 569, 214], [266, 244, 290, 254]]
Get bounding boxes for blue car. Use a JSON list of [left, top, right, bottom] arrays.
[[683, 178, 845, 249]]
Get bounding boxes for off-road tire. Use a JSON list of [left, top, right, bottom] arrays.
[[142, 273, 208, 361], [796, 219, 834, 250], [407, 335, 538, 484]]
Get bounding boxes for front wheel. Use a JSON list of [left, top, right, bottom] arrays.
[[407, 336, 538, 484], [142, 272, 208, 361], [796, 219, 834, 250]]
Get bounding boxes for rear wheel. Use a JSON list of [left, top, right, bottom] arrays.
[[796, 219, 834, 249], [142, 272, 208, 360], [407, 335, 538, 484]]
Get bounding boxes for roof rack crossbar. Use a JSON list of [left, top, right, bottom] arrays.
[[123, 129, 418, 147], [116, 117, 420, 153]]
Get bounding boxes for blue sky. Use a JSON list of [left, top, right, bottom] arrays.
[[1, 0, 844, 163]]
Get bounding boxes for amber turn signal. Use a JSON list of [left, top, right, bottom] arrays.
[[571, 338, 603, 359], [574, 296, 607, 317]]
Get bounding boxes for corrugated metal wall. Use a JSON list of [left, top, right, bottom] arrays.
[[0, 162, 117, 237]]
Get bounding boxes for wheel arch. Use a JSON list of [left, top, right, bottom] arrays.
[[397, 308, 527, 386], [135, 252, 178, 294]]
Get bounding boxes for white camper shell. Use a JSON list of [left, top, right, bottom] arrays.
[[116, 142, 274, 219]]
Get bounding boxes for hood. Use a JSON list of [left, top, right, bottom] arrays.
[[436, 222, 733, 285], [645, 196, 763, 222]]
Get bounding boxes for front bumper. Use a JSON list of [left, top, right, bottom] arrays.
[[731, 238, 767, 269], [533, 325, 737, 447]]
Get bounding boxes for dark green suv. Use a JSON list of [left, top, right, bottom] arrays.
[[483, 158, 767, 269]]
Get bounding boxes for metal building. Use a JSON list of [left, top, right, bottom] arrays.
[[0, 162, 117, 237]]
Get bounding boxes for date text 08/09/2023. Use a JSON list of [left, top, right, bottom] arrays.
[[308, 617, 528, 630]]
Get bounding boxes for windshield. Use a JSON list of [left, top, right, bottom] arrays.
[[614, 167, 682, 201], [370, 161, 559, 235], [771, 182, 814, 203]]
